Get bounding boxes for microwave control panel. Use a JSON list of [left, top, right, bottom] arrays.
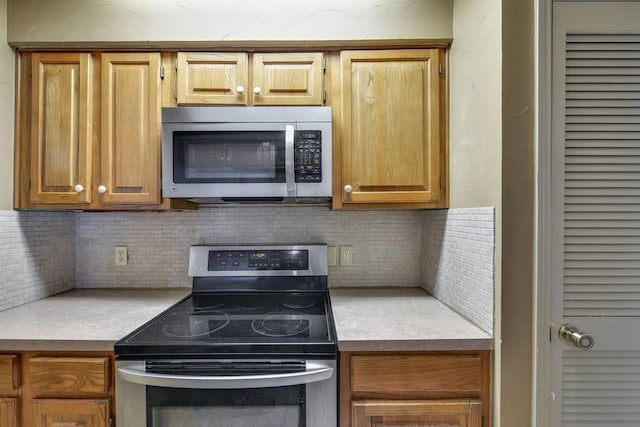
[[294, 131, 322, 183]]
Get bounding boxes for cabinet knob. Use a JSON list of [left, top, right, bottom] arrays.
[[236, 85, 245, 94], [253, 86, 262, 95], [97, 185, 107, 194], [344, 185, 353, 193], [74, 184, 84, 193]]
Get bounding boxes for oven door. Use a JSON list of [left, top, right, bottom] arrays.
[[162, 122, 296, 199], [115, 359, 337, 427]]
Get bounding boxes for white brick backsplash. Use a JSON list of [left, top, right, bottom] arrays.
[[75, 207, 423, 289], [0, 206, 495, 334], [421, 207, 495, 334], [0, 211, 75, 311]]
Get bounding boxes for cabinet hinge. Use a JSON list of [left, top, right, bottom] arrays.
[[160, 66, 165, 80], [439, 63, 443, 75], [323, 89, 327, 105], [109, 416, 114, 427], [482, 416, 485, 427], [439, 176, 443, 190], [28, 178, 31, 191], [323, 57, 327, 73]]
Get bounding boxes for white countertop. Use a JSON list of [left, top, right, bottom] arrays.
[[329, 287, 493, 351], [0, 287, 492, 353], [0, 288, 190, 351]]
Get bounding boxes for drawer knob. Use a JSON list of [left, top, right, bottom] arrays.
[[97, 185, 107, 194], [74, 184, 84, 193], [344, 184, 353, 193]]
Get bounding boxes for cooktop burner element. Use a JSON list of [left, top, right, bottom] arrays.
[[115, 244, 336, 358], [251, 313, 311, 337]]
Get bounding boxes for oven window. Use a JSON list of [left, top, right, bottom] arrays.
[[147, 385, 305, 427], [172, 131, 286, 183]]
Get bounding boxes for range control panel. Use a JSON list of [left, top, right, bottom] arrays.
[[208, 249, 309, 271], [294, 131, 322, 183]]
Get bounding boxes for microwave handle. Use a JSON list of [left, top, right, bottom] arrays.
[[285, 125, 296, 195], [117, 361, 333, 389]]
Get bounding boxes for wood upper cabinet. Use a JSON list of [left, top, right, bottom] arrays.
[[29, 53, 92, 205], [100, 53, 161, 205], [340, 352, 490, 427], [15, 51, 188, 210], [177, 52, 249, 105], [176, 52, 324, 105], [252, 53, 324, 105], [337, 49, 446, 208]]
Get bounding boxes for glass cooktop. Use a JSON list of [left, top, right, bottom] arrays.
[[115, 292, 336, 358]]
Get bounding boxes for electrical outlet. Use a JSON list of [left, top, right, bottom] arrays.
[[339, 245, 353, 267], [327, 246, 337, 266], [115, 246, 128, 266]]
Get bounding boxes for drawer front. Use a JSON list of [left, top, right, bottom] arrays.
[[29, 357, 110, 396], [351, 355, 482, 395], [0, 355, 20, 392]]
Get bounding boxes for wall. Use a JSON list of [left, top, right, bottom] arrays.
[[0, 211, 75, 311], [75, 207, 423, 288], [7, 0, 453, 44], [0, 0, 13, 209], [448, 1, 503, 423], [449, 0, 502, 209]]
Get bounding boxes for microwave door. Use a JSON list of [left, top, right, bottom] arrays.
[[163, 123, 294, 199]]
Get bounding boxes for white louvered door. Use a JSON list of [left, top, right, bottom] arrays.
[[549, 3, 640, 426]]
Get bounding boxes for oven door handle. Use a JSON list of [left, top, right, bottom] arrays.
[[117, 361, 333, 389]]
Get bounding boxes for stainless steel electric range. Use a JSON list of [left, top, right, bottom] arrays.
[[114, 244, 337, 427]]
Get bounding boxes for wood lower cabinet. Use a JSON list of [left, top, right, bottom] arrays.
[[0, 398, 19, 427], [340, 352, 490, 427], [176, 51, 324, 105], [32, 399, 109, 427], [335, 49, 447, 209], [0, 355, 20, 427], [0, 352, 114, 427], [352, 399, 482, 427]]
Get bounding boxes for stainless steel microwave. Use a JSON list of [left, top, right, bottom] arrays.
[[162, 107, 332, 203]]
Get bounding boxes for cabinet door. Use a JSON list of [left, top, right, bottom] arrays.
[[32, 399, 109, 427], [177, 52, 249, 105], [340, 50, 442, 205], [0, 398, 18, 427], [352, 400, 482, 427], [252, 53, 324, 105], [100, 53, 161, 205], [30, 53, 92, 204]]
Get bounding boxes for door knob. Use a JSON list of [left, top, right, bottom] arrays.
[[344, 185, 353, 193], [559, 323, 594, 350], [74, 184, 84, 193], [97, 185, 107, 194]]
